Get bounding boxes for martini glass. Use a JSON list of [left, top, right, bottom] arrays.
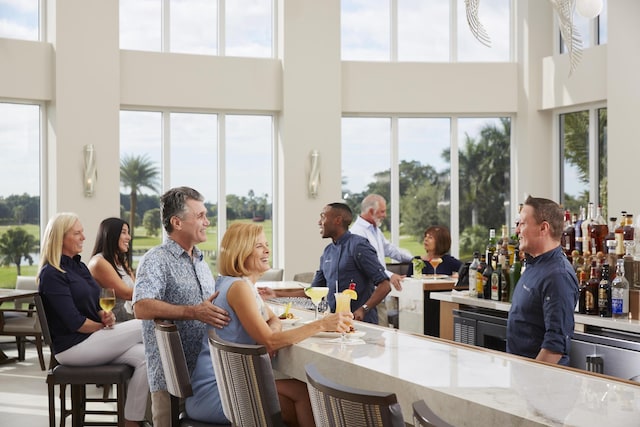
[[429, 257, 443, 279], [304, 287, 329, 321]]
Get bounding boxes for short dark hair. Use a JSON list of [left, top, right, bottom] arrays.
[[524, 196, 564, 240], [327, 202, 353, 229], [161, 186, 204, 233], [424, 225, 452, 255]]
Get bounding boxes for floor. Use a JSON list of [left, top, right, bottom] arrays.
[[0, 337, 119, 426]]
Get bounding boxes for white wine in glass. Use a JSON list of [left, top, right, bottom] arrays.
[[99, 288, 116, 328]]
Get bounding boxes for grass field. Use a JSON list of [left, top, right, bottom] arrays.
[[0, 219, 423, 288]]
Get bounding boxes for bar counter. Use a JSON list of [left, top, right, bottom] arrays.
[[270, 304, 640, 426]]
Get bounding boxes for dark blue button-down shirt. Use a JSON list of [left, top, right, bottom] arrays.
[[311, 231, 388, 324], [507, 246, 579, 365]]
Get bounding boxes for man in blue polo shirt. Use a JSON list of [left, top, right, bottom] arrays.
[[507, 196, 579, 365]]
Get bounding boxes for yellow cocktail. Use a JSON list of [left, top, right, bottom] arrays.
[[305, 287, 329, 320], [334, 292, 352, 314]]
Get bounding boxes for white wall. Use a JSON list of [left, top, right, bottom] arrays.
[[0, 0, 638, 273]]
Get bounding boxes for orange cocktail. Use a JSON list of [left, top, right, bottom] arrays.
[[429, 257, 443, 278]]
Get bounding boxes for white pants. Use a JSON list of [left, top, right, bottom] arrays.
[[55, 319, 149, 421]]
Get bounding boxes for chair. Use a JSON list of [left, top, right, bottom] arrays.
[[154, 320, 230, 427], [257, 268, 284, 282], [0, 275, 45, 369], [207, 329, 285, 427], [304, 363, 405, 427], [35, 294, 134, 427], [412, 399, 454, 427], [292, 272, 315, 284]]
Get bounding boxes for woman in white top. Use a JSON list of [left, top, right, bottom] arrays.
[[88, 217, 136, 322]]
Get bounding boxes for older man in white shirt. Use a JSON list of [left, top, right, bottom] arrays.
[[350, 194, 414, 326]]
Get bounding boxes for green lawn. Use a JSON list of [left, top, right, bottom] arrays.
[[0, 219, 422, 288]]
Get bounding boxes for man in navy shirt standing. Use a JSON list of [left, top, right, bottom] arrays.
[[507, 196, 579, 365]]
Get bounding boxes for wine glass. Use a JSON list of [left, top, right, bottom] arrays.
[[304, 287, 329, 321], [429, 257, 443, 279], [99, 288, 116, 328]]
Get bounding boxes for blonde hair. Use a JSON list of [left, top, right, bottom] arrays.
[[38, 212, 80, 275], [218, 222, 264, 277]]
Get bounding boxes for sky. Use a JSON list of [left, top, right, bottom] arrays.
[[0, 0, 600, 200]]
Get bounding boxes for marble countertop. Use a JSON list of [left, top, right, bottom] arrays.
[[271, 304, 640, 426], [431, 291, 640, 334]]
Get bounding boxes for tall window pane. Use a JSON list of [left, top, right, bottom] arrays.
[[598, 0, 608, 44], [341, 0, 390, 61], [398, 118, 451, 256], [0, 0, 39, 41], [226, 0, 272, 57], [170, 113, 218, 270], [560, 110, 589, 213], [398, 0, 449, 62], [120, 0, 162, 51], [0, 102, 40, 285], [458, 117, 511, 259], [457, 0, 510, 62], [119, 111, 162, 265], [225, 115, 274, 262], [170, 0, 217, 55], [597, 108, 607, 211]]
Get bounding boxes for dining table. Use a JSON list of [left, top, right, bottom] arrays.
[[0, 288, 39, 365], [269, 302, 640, 426]]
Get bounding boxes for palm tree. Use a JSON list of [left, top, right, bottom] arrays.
[[0, 227, 38, 275], [120, 154, 160, 239]]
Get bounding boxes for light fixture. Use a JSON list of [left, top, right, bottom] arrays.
[[576, 0, 603, 19], [308, 150, 320, 198], [83, 144, 97, 197]]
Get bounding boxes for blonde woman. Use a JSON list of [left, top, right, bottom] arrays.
[[186, 222, 352, 426], [37, 213, 148, 427]]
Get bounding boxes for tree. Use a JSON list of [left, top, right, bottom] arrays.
[[143, 208, 161, 237], [120, 154, 160, 239], [0, 227, 38, 275]]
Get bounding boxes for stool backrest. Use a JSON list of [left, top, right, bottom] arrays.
[[208, 329, 284, 427], [305, 363, 405, 427], [154, 320, 193, 399]]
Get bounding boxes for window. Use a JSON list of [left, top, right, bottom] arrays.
[[119, 0, 273, 57], [120, 111, 274, 273], [342, 116, 511, 261], [0, 102, 41, 284], [341, 0, 512, 62], [0, 0, 39, 41], [559, 107, 607, 215], [560, 0, 607, 53]]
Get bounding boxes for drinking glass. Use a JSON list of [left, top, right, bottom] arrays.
[[304, 287, 329, 320], [334, 292, 352, 342], [99, 288, 116, 328], [429, 257, 443, 279]]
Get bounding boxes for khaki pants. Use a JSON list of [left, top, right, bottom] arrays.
[[151, 390, 171, 427]]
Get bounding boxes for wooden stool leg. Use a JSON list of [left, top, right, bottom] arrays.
[[71, 384, 86, 427], [47, 380, 56, 427], [117, 382, 126, 427]]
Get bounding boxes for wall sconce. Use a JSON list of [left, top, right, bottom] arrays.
[[308, 149, 320, 198], [83, 144, 97, 197]]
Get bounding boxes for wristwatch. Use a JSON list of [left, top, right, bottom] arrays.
[[362, 304, 370, 313]]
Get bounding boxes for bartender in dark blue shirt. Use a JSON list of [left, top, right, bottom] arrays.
[[507, 196, 579, 365]]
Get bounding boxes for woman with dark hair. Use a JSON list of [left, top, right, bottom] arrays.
[[408, 225, 462, 277], [88, 217, 136, 322]]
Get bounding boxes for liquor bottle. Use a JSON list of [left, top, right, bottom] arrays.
[[581, 202, 595, 255], [486, 229, 496, 270], [603, 217, 617, 254], [598, 263, 612, 318], [624, 213, 635, 257], [468, 251, 480, 298], [605, 239, 618, 282], [508, 248, 522, 303], [476, 254, 487, 298], [611, 259, 630, 319], [491, 264, 504, 301], [482, 256, 493, 300], [577, 270, 588, 314], [500, 264, 510, 302], [615, 212, 626, 257], [561, 209, 575, 261], [498, 225, 509, 269], [586, 261, 599, 315], [574, 206, 585, 254], [588, 204, 608, 255]]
